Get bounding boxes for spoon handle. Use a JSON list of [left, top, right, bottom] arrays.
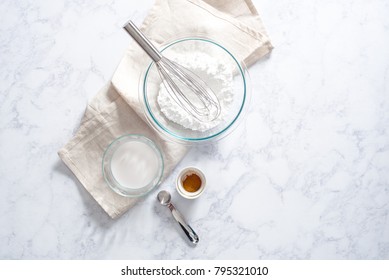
[[168, 203, 199, 244]]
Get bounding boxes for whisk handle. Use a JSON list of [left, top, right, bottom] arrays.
[[123, 20, 162, 62]]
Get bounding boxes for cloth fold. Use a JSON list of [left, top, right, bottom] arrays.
[[58, 0, 273, 219]]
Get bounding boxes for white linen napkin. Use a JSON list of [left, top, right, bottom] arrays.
[[58, 0, 273, 219]]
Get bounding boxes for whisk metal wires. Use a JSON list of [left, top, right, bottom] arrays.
[[123, 21, 221, 122]]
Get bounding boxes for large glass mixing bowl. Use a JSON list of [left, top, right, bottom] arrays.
[[141, 38, 250, 143]]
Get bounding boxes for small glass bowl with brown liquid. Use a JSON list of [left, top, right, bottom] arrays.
[[176, 167, 206, 199]]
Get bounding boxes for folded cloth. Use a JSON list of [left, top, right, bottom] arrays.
[[58, 0, 273, 219]]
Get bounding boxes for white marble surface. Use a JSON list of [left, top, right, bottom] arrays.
[[1, 0, 389, 259]]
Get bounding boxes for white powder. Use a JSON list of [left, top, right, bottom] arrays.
[[157, 51, 234, 132]]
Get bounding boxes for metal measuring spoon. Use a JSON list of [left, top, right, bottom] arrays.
[[157, 190, 199, 244]]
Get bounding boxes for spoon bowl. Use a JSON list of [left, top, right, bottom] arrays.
[[157, 190, 171, 206]]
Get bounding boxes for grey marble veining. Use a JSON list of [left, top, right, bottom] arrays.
[[0, 0, 388, 259]]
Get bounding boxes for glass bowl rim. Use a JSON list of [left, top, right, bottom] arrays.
[[102, 134, 164, 197], [141, 37, 249, 142]]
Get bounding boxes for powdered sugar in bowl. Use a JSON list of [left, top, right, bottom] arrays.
[[141, 37, 250, 144]]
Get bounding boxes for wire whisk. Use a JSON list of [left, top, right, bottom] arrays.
[[123, 21, 221, 122]]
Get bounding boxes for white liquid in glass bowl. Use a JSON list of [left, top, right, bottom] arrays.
[[102, 134, 164, 197], [111, 141, 159, 189]]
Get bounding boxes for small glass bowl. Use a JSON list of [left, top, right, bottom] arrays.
[[102, 134, 164, 197], [140, 37, 250, 144]]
